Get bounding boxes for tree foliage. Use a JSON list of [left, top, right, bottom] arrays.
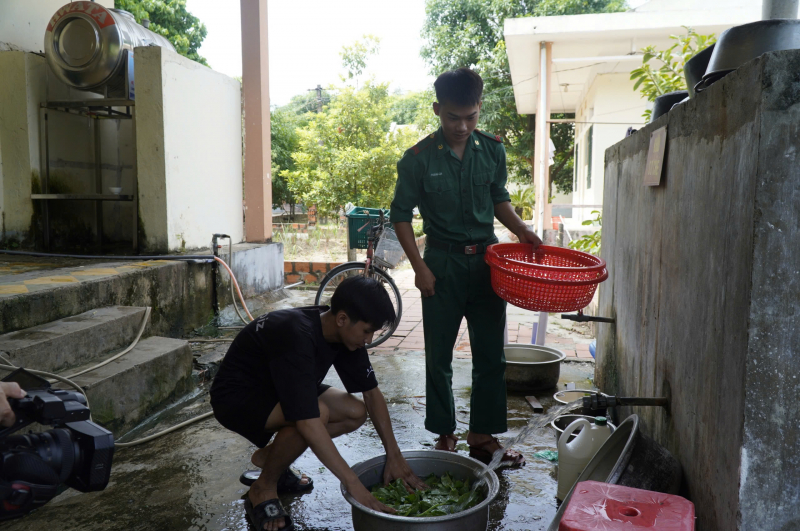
[[340, 35, 381, 81], [568, 210, 601, 256], [115, 0, 208, 65], [421, 0, 625, 193], [629, 28, 716, 120], [271, 109, 303, 209], [282, 82, 417, 217]]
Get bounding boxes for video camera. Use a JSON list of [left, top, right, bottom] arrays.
[[0, 368, 114, 521]]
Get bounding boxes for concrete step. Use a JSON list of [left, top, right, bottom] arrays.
[[66, 336, 193, 435], [0, 306, 149, 374]]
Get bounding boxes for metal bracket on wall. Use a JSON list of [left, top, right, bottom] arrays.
[[561, 310, 615, 324], [35, 97, 138, 253]]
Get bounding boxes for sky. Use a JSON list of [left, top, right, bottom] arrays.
[[185, 0, 436, 107]]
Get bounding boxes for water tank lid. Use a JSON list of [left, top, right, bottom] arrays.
[[594, 416, 607, 426]]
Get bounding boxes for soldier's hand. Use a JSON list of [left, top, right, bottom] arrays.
[[517, 227, 543, 249], [415, 264, 437, 298]]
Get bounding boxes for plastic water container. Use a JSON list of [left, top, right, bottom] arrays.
[[557, 417, 613, 500], [559, 481, 695, 530]]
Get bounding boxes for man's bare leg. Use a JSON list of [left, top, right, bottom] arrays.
[[248, 390, 367, 530]]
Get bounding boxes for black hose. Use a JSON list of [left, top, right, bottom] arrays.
[[0, 249, 213, 261]]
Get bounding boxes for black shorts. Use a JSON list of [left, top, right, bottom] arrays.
[[211, 383, 331, 448]]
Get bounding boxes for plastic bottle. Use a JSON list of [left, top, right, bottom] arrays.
[[557, 417, 613, 500]]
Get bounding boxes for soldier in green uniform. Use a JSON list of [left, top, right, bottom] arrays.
[[391, 68, 542, 465]]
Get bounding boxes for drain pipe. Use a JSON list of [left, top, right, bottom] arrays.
[[211, 233, 230, 316], [583, 394, 669, 412]]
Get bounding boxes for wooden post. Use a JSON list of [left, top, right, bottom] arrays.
[[240, 0, 272, 242]]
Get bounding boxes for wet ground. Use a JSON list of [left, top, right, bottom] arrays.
[[4, 353, 595, 531]]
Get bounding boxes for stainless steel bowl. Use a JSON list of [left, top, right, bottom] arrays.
[[650, 90, 689, 122], [697, 19, 800, 93], [342, 450, 499, 531], [504, 344, 565, 392], [684, 43, 715, 98]]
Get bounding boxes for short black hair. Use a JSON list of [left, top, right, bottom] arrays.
[[434, 68, 484, 107], [330, 276, 396, 330]]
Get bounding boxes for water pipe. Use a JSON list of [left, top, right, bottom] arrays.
[[561, 310, 615, 324], [583, 394, 669, 411]]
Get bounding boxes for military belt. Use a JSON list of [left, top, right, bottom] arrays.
[[426, 236, 492, 255]]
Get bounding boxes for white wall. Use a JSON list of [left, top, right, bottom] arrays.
[[0, 0, 115, 53], [0, 52, 44, 243], [136, 46, 243, 252], [572, 73, 648, 225]]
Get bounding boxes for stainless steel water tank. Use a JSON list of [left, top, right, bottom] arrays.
[[44, 1, 175, 92]]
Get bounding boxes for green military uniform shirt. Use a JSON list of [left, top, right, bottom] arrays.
[[390, 127, 511, 245]]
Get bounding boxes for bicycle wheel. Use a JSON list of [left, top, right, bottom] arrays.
[[315, 262, 402, 349]]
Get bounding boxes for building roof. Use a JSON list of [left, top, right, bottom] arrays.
[[504, 2, 761, 114]]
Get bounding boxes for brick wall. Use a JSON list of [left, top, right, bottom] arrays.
[[284, 262, 343, 285]]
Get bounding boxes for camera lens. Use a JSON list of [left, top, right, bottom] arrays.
[[2, 429, 77, 484]]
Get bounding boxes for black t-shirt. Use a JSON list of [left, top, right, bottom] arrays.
[[211, 306, 378, 421]]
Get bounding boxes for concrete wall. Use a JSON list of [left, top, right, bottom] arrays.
[[0, 0, 114, 53], [135, 46, 243, 252], [0, 52, 45, 245], [596, 50, 800, 530]]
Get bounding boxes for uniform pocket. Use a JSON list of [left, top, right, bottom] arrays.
[[423, 174, 456, 215], [472, 171, 493, 211], [423, 247, 449, 281]]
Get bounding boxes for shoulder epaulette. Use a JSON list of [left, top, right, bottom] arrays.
[[476, 130, 503, 143], [411, 133, 437, 155]]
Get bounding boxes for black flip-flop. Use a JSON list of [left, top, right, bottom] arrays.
[[244, 496, 293, 531], [239, 467, 314, 492]]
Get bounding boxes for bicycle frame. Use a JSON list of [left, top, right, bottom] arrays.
[[363, 211, 387, 279]]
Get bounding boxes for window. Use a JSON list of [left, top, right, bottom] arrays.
[[586, 125, 593, 190]]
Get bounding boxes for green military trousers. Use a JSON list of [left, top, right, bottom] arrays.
[[421, 246, 507, 435]]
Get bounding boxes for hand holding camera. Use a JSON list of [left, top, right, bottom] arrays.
[[0, 368, 114, 521], [0, 382, 26, 427]]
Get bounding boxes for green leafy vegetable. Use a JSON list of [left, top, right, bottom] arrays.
[[370, 472, 485, 517]]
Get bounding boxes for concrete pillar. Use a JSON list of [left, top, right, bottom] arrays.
[[762, 0, 798, 19], [240, 0, 272, 242], [534, 41, 552, 239]]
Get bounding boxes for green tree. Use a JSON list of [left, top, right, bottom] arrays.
[[389, 89, 440, 134], [421, 0, 625, 192], [629, 27, 716, 120], [340, 35, 381, 81], [115, 0, 208, 65], [271, 108, 303, 213], [282, 82, 418, 217]]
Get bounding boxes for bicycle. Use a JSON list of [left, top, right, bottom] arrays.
[[315, 211, 403, 348]]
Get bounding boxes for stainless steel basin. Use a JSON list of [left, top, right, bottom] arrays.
[[504, 343, 565, 392], [342, 449, 499, 531]]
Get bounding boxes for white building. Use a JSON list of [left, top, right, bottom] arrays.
[[504, 0, 763, 230]]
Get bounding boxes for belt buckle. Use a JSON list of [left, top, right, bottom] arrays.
[[465, 245, 477, 255]]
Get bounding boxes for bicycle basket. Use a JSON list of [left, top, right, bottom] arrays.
[[374, 227, 404, 268], [345, 206, 391, 249]]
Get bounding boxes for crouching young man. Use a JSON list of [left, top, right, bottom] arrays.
[[210, 277, 426, 531]]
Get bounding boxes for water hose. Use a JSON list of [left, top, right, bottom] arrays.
[[0, 249, 256, 448], [0, 249, 255, 324]]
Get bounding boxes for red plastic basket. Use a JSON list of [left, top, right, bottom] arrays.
[[485, 244, 608, 312]]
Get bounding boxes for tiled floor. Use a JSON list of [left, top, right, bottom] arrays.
[[373, 264, 596, 360]]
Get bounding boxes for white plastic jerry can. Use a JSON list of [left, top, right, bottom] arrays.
[[557, 417, 613, 500]]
